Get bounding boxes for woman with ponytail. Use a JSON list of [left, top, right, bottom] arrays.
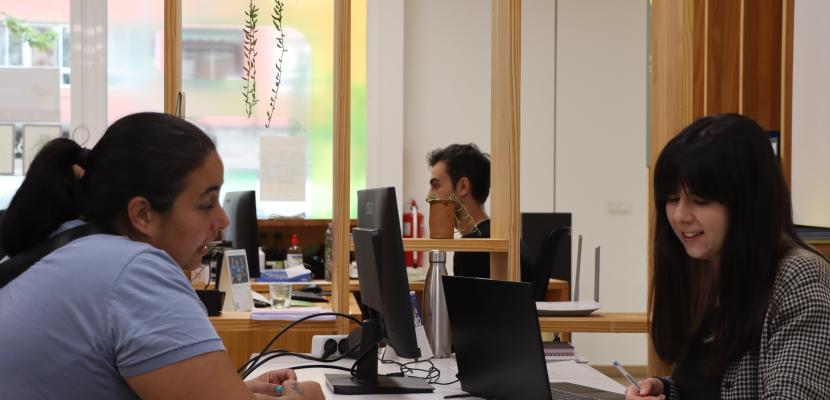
[[0, 112, 322, 400]]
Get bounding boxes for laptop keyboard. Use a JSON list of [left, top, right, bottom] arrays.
[[550, 383, 625, 400]]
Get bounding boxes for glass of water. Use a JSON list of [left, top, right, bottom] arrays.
[[269, 283, 293, 309]]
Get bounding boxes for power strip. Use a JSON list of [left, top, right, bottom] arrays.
[[311, 334, 348, 358]]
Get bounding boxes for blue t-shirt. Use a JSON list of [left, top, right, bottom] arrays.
[[0, 220, 225, 399]]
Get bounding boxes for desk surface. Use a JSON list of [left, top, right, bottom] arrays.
[[246, 355, 624, 399], [196, 278, 569, 301]]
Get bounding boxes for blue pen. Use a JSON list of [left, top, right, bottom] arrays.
[[613, 360, 642, 391]]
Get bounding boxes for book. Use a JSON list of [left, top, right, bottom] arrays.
[[257, 266, 312, 282], [544, 341, 587, 362], [381, 290, 434, 361]]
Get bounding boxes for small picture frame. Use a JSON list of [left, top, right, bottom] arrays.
[[0, 124, 13, 175], [217, 249, 253, 312]]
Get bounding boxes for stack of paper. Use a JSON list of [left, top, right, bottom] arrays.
[[257, 266, 313, 282], [250, 306, 334, 321]]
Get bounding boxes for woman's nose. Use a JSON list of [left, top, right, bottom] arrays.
[[673, 201, 694, 222]]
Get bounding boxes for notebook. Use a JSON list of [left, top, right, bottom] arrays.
[[442, 276, 624, 400]]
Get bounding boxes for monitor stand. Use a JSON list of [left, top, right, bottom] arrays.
[[324, 318, 434, 395]]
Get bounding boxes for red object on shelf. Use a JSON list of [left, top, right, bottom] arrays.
[[402, 199, 425, 267]]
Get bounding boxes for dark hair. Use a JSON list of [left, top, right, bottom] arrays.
[[427, 143, 491, 204], [0, 112, 216, 257], [650, 114, 818, 374]]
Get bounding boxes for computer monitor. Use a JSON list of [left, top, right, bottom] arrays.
[[222, 191, 260, 278], [325, 187, 433, 395]]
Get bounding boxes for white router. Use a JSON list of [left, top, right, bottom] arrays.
[[536, 234, 601, 316]]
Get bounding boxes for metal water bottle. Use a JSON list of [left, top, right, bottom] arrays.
[[423, 250, 452, 357]]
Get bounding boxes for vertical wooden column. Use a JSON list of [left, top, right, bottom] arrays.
[[649, 0, 698, 378], [163, 0, 181, 115], [704, 0, 741, 114], [333, 0, 352, 334], [779, 0, 794, 186], [489, 0, 521, 282]]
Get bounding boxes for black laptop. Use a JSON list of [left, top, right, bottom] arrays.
[[442, 276, 625, 400]]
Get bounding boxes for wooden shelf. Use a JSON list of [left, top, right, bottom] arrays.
[[258, 219, 356, 228], [538, 312, 648, 333], [347, 238, 509, 253], [807, 240, 830, 259]]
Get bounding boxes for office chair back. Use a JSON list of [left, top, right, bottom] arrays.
[[521, 226, 571, 301]]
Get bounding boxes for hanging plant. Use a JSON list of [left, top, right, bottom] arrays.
[[2, 15, 57, 52], [241, 0, 259, 118], [265, 0, 287, 128]]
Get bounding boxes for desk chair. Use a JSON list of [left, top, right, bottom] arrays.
[[521, 226, 571, 301]]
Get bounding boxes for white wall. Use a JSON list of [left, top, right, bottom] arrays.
[[555, 0, 648, 366], [401, 0, 492, 210], [371, 0, 649, 365], [791, 0, 830, 228]]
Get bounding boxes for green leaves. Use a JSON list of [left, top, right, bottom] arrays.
[[3, 15, 57, 52], [265, 0, 286, 128], [242, 0, 287, 128], [242, 0, 260, 118]]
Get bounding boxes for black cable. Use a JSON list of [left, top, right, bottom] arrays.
[[348, 337, 384, 378], [203, 247, 223, 290], [291, 364, 352, 372], [237, 312, 362, 375], [241, 341, 362, 379], [378, 348, 459, 385]]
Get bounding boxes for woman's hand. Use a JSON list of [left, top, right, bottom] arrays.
[[625, 378, 665, 400], [277, 380, 325, 400], [246, 369, 324, 400], [246, 369, 297, 395]]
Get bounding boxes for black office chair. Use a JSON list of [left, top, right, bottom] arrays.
[[520, 226, 571, 301]]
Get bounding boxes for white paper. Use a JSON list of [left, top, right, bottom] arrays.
[[23, 125, 62, 174], [250, 306, 335, 321], [259, 136, 306, 201], [0, 125, 13, 175]]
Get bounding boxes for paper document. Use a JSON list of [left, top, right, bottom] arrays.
[[259, 136, 306, 201], [250, 306, 334, 321]]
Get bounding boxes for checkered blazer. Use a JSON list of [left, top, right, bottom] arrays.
[[662, 247, 830, 399]]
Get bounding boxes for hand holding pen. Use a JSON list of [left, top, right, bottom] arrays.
[[616, 360, 665, 400]]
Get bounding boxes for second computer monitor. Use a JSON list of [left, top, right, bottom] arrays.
[[355, 186, 420, 359], [222, 190, 260, 278]]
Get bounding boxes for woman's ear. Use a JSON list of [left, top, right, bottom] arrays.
[[126, 196, 158, 238]]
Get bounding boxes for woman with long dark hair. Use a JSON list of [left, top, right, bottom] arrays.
[[627, 114, 830, 399], [0, 113, 323, 399]]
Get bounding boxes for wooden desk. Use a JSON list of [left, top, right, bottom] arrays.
[[538, 312, 649, 333], [808, 240, 830, 259], [197, 278, 569, 301], [210, 296, 362, 368], [205, 279, 571, 367]]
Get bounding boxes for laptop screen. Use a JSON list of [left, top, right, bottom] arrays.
[[443, 276, 552, 400]]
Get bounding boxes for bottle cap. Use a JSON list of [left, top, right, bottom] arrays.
[[429, 250, 446, 263]]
